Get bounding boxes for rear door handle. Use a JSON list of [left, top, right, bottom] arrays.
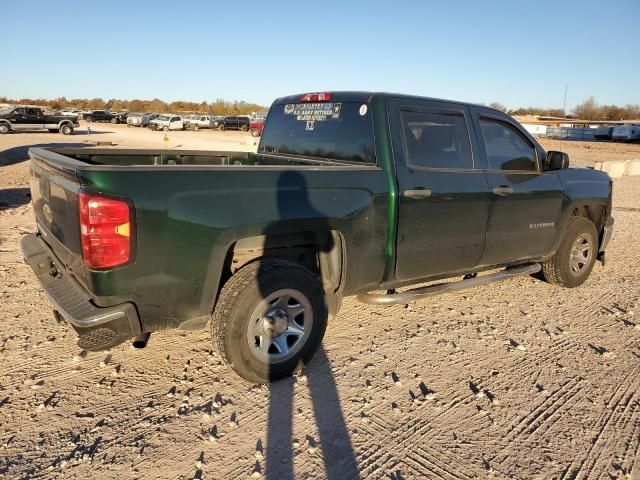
[[403, 189, 432, 198], [492, 186, 514, 196]]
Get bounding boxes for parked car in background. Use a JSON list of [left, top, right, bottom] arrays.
[[0, 106, 79, 135], [218, 116, 250, 131], [249, 118, 264, 137], [84, 110, 113, 123], [612, 124, 640, 142], [142, 113, 159, 127], [211, 116, 225, 129], [111, 112, 128, 124], [127, 112, 144, 127], [149, 115, 184, 131], [60, 109, 82, 117], [594, 126, 615, 141], [251, 111, 268, 120], [186, 115, 214, 130]]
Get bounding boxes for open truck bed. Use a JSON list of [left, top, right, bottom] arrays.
[[23, 146, 388, 351]]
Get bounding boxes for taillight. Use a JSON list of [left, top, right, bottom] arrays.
[[79, 193, 133, 269], [300, 92, 332, 102]]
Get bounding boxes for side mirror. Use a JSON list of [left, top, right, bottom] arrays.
[[545, 151, 570, 171]]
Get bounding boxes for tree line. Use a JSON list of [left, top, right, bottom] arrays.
[[0, 96, 268, 115], [487, 97, 640, 121]]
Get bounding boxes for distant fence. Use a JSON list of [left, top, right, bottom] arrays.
[[538, 127, 596, 141]]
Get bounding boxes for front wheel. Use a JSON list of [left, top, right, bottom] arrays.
[[163, 126, 169, 131], [218, 124, 225, 131], [542, 216, 598, 288], [193, 124, 199, 131], [0, 124, 9, 134], [212, 260, 328, 384]]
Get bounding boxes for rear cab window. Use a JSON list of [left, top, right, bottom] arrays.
[[259, 98, 376, 164]]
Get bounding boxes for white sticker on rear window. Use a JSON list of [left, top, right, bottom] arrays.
[[283, 103, 342, 122], [359, 104, 368, 116]]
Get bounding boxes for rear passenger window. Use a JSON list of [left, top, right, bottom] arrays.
[[401, 111, 472, 169], [479, 118, 537, 171]]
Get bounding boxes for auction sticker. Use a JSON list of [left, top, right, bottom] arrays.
[[284, 103, 342, 122], [359, 104, 368, 116]]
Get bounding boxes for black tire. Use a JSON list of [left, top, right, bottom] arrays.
[[194, 124, 199, 131], [241, 124, 248, 132], [218, 124, 225, 131], [212, 260, 328, 384], [541, 216, 598, 288], [0, 124, 9, 134], [163, 126, 169, 132], [60, 124, 74, 135]]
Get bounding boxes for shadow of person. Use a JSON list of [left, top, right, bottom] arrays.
[[256, 170, 360, 479], [0, 187, 31, 210]]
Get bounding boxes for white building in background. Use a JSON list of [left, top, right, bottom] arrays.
[[521, 123, 547, 135]]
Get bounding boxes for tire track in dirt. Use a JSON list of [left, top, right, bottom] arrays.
[[559, 371, 640, 480], [490, 377, 586, 467]]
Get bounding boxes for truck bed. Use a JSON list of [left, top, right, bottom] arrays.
[[41, 147, 369, 168], [27, 147, 390, 336]]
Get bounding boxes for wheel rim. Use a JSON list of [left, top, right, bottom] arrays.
[[569, 233, 593, 275], [246, 288, 313, 364]]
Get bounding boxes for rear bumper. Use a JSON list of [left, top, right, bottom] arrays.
[[21, 233, 141, 351]]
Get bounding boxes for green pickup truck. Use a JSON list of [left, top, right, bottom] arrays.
[[22, 92, 614, 383]]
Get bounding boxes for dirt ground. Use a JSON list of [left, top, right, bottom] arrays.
[[1, 126, 640, 479]]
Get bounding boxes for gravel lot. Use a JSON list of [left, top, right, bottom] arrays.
[[1, 127, 640, 479]]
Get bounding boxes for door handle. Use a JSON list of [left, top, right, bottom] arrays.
[[403, 189, 432, 198], [492, 186, 514, 196]]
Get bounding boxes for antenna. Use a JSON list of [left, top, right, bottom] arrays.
[[563, 84, 568, 115]]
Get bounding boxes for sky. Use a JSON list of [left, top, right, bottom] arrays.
[[2, 0, 639, 111]]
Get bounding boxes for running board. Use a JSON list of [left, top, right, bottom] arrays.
[[357, 263, 541, 306]]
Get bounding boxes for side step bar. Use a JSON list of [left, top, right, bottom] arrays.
[[357, 263, 541, 306]]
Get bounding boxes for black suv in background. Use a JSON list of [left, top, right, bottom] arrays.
[[84, 110, 113, 122], [218, 116, 250, 131]]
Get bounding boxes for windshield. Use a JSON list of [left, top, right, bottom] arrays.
[[259, 101, 375, 164], [157, 115, 170, 121]]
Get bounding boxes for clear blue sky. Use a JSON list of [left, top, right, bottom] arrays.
[[2, 0, 638, 110]]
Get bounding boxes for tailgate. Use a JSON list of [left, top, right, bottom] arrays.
[[28, 148, 85, 276]]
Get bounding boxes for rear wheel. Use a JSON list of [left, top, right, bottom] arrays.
[[542, 216, 598, 288], [193, 124, 199, 131], [60, 124, 73, 135], [212, 260, 328, 384], [163, 126, 169, 132], [218, 124, 225, 131], [241, 124, 248, 132]]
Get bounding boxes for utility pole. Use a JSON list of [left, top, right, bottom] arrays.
[[563, 84, 568, 116]]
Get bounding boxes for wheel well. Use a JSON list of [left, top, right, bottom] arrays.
[[59, 121, 73, 128], [571, 204, 606, 231], [219, 231, 345, 314]]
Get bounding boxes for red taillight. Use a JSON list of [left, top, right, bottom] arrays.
[[300, 92, 332, 102], [79, 193, 132, 269]]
